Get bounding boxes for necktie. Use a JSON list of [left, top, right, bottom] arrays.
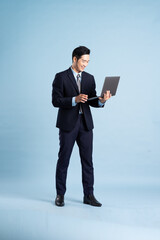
[[76, 73, 82, 113], [77, 74, 81, 93]]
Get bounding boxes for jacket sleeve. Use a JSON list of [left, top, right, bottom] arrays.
[[52, 73, 72, 109]]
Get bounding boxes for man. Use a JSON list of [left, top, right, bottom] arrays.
[[52, 46, 111, 207]]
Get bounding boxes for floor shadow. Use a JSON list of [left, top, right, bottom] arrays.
[[66, 197, 82, 204]]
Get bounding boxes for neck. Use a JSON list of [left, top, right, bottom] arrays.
[[71, 65, 80, 73]]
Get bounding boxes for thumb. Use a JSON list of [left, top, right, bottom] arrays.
[[99, 97, 103, 101]]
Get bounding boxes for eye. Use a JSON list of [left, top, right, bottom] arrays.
[[82, 60, 89, 63]]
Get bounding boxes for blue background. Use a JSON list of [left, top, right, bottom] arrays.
[[0, 0, 160, 239]]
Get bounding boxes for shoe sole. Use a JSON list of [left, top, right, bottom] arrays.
[[83, 200, 102, 207], [55, 201, 64, 207]]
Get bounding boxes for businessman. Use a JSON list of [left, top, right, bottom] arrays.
[[52, 46, 112, 207]]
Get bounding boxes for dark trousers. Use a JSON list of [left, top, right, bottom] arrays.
[[56, 115, 94, 196]]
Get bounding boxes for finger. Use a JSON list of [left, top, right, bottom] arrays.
[[81, 97, 87, 102], [82, 95, 88, 99], [82, 95, 88, 100], [81, 96, 87, 100], [99, 97, 104, 101], [82, 97, 88, 101], [107, 93, 110, 98]]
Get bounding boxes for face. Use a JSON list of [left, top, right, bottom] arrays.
[[72, 54, 90, 73]]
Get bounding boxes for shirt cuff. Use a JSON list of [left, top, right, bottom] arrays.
[[98, 100, 105, 107], [72, 97, 77, 106]]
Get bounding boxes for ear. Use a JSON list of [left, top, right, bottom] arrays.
[[73, 56, 77, 63]]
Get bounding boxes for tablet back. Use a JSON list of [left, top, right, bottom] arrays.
[[101, 76, 120, 96]]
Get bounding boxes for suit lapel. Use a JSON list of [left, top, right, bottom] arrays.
[[67, 68, 79, 94]]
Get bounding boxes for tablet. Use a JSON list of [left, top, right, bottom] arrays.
[[88, 76, 120, 101]]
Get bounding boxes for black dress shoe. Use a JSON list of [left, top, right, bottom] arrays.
[[83, 194, 102, 207], [55, 195, 64, 207]]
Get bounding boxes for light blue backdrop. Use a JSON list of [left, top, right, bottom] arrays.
[[1, 0, 160, 192], [0, 1, 160, 239]]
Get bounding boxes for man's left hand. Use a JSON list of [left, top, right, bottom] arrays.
[[99, 90, 112, 104]]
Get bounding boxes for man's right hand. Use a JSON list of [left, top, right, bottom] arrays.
[[75, 94, 88, 103]]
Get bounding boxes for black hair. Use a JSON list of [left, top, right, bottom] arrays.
[[72, 46, 90, 61]]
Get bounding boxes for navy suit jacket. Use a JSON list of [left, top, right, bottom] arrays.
[[52, 67, 102, 131]]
